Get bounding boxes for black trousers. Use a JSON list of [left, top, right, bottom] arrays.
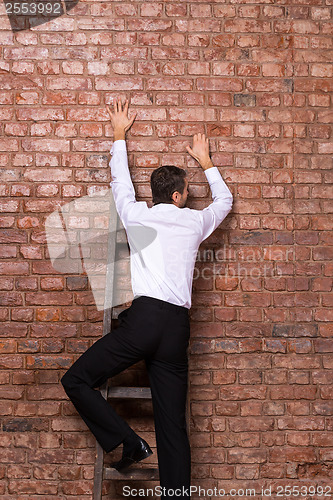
[[61, 295, 191, 498]]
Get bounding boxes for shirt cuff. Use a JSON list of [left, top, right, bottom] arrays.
[[110, 139, 127, 155], [204, 166, 222, 183]]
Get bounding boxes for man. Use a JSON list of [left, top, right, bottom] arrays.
[[61, 97, 233, 498]]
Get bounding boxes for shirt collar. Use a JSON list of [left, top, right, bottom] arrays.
[[151, 203, 179, 209]]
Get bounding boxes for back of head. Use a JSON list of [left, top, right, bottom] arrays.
[[150, 166, 187, 205]]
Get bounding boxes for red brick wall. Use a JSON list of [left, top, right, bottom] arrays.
[[1, 0, 332, 497]]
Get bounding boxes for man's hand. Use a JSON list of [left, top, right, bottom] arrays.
[[106, 97, 137, 141], [186, 133, 214, 170]]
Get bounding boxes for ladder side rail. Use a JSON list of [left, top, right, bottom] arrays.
[[93, 210, 120, 500]]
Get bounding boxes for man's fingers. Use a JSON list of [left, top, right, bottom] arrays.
[[193, 133, 206, 145], [115, 97, 121, 112], [113, 97, 132, 115], [124, 99, 129, 115], [106, 105, 115, 124]]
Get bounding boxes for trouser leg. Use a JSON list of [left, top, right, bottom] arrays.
[[145, 306, 191, 500], [61, 293, 192, 495], [61, 305, 152, 452]]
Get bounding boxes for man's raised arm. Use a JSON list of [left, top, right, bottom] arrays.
[[187, 133, 233, 242], [107, 97, 137, 227]]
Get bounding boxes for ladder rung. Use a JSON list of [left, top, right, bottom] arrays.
[[108, 387, 152, 399], [104, 467, 159, 481]]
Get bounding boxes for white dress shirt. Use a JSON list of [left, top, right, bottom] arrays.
[[109, 139, 233, 309]]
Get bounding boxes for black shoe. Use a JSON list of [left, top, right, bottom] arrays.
[[111, 437, 153, 472]]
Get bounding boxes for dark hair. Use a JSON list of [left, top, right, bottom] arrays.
[[150, 166, 187, 205]]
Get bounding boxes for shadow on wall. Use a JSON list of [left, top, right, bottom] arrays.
[[4, 0, 78, 31]]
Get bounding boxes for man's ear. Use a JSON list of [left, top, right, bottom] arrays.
[[171, 191, 180, 203]]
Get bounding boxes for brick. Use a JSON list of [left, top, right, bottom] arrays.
[[12, 371, 35, 387], [0, 292, 23, 306], [22, 139, 69, 153], [0, 339, 16, 354], [36, 307, 60, 321], [41, 339, 65, 353], [26, 356, 72, 370], [197, 78, 242, 91], [14, 278, 37, 292], [30, 323, 77, 339], [10, 184, 31, 196], [7, 465, 31, 479], [62, 480, 92, 495], [4, 47, 49, 60], [0, 199, 20, 213], [0, 245, 16, 258], [140, 3, 163, 17], [4, 123, 28, 136], [0, 354, 23, 368], [0, 449, 26, 464], [25, 292, 73, 306]]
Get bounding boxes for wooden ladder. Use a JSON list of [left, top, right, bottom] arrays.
[[92, 207, 190, 500]]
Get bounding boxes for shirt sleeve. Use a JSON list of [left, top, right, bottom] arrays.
[[109, 139, 136, 227], [198, 166, 233, 242]]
